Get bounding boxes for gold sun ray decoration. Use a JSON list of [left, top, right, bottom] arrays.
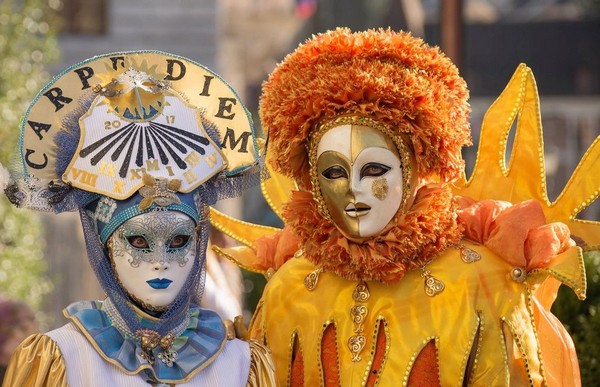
[[209, 147, 296, 275], [452, 64, 600, 247], [93, 58, 169, 122]]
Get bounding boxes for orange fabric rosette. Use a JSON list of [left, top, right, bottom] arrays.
[[456, 198, 575, 271]]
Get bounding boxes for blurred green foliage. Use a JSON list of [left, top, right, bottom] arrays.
[[0, 0, 59, 310], [552, 248, 600, 385]]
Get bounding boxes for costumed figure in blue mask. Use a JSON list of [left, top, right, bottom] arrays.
[[2, 51, 276, 386]]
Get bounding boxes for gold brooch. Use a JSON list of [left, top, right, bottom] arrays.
[[137, 330, 178, 367], [139, 173, 182, 210]]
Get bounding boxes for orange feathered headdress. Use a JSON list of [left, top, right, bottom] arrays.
[[259, 27, 472, 187]]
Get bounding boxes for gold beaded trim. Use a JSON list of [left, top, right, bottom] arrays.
[[402, 336, 439, 386], [528, 246, 586, 300], [501, 318, 536, 387], [362, 316, 390, 387], [286, 331, 302, 387], [524, 282, 547, 385], [496, 320, 511, 385], [317, 320, 340, 387], [467, 312, 484, 382], [462, 313, 483, 385], [307, 115, 413, 221]]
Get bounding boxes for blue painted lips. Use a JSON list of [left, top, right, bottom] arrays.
[[147, 278, 173, 289]]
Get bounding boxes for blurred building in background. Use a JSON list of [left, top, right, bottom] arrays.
[[39, 0, 599, 328]]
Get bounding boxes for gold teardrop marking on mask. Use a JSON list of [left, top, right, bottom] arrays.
[[372, 178, 389, 201]]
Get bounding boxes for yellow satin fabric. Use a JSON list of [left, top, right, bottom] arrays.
[[3, 334, 67, 386], [250, 241, 583, 387]]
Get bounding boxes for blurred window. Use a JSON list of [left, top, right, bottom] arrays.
[[58, 0, 107, 35]]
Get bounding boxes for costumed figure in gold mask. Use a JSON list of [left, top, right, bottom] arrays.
[[1, 51, 275, 386], [211, 28, 600, 386]]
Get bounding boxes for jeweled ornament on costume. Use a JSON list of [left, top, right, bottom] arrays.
[[139, 173, 182, 209]]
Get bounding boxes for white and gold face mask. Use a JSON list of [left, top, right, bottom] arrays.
[[313, 118, 410, 239]]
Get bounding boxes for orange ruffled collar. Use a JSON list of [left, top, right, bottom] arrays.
[[283, 184, 462, 284]]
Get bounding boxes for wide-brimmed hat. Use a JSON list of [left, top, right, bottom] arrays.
[[6, 50, 264, 237]]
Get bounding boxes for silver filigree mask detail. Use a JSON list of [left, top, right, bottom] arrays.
[[111, 210, 196, 268]]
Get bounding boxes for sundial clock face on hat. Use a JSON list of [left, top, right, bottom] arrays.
[[19, 51, 260, 200], [67, 89, 225, 199]]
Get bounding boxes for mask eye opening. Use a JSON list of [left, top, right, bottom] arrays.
[[360, 162, 391, 179], [168, 234, 192, 250], [321, 165, 349, 180], [126, 235, 151, 251]]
